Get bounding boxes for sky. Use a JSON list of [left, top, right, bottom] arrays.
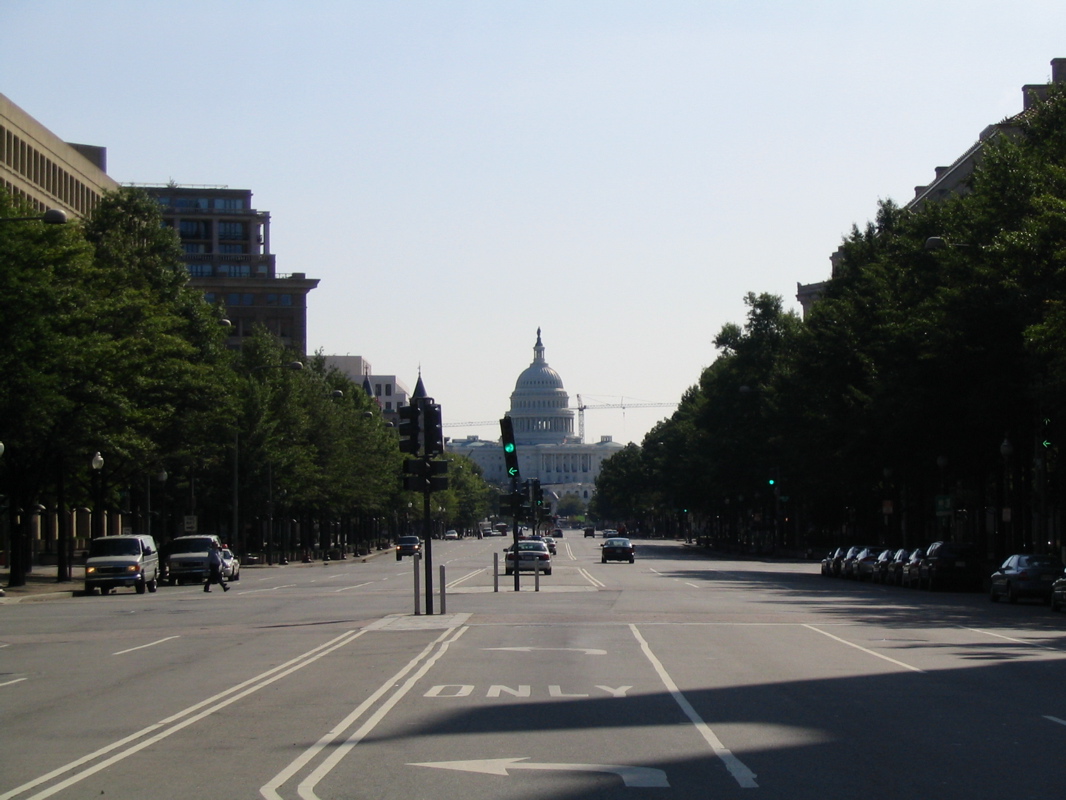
[[3, 1, 1066, 446]]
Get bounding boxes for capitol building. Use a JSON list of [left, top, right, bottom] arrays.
[[447, 330, 624, 505]]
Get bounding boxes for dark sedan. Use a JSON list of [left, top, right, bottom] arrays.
[[1050, 572, 1066, 612], [919, 541, 984, 591], [601, 537, 635, 563], [990, 554, 1063, 603]]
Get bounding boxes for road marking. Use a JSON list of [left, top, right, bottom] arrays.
[[960, 626, 1063, 651], [447, 569, 485, 588], [803, 625, 925, 673], [630, 624, 759, 789], [483, 646, 607, 655], [1045, 715, 1066, 727], [411, 758, 669, 788], [113, 636, 179, 656], [577, 568, 605, 588], [0, 678, 27, 688], [684, 582, 701, 589], [1, 627, 372, 800], [331, 582, 373, 593], [238, 584, 296, 595], [288, 626, 469, 800]]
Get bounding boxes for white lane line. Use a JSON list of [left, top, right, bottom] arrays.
[[1, 628, 370, 800], [331, 582, 373, 593], [577, 568, 606, 588], [630, 624, 758, 789], [960, 626, 1064, 651], [447, 569, 485, 588], [684, 582, 701, 589], [113, 636, 179, 656], [803, 625, 925, 673], [1045, 715, 1066, 727], [0, 678, 27, 688], [285, 626, 469, 800], [238, 584, 297, 595]]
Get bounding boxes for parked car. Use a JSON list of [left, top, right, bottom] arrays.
[[395, 536, 422, 561], [220, 548, 240, 581], [84, 534, 160, 596], [919, 541, 984, 591], [884, 548, 911, 586], [868, 548, 895, 582], [1050, 571, 1066, 611], [990, 553, 1063, 603], [601, 537, 636, 563], [901, 547, 927, 588], [504, 540, 552, 575], [842, 546, 877, 579], [821, 548, 844, 576]]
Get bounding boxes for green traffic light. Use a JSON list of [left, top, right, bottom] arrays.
[[768, 479, 775, 486], [504, 442, 516, 453]]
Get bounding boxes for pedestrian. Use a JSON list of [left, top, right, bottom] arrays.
[[205, 543, 229, 592]]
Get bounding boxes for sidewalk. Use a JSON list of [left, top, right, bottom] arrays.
[[0, 564, 82, 603]]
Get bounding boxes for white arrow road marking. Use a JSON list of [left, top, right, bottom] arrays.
[[483, 647, 607, 655], [410, 758, 669, 788]]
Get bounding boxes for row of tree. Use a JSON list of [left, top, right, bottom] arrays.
[[594, 84, 1066, 562], [1, 187, 493, 586]]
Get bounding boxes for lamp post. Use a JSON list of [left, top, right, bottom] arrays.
[[0, 209, 67, 225], [1001, 437, 1015, 556], [90, 452, 104, 539]]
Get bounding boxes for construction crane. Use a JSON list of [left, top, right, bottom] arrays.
[[575, 395, 676, 443]]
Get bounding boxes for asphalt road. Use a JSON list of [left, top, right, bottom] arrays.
[[2, 533, 1066, 799]]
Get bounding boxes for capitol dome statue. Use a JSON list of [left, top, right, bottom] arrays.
[[508, 328, 576, 445]]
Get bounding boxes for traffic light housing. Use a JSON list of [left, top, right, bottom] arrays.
[[423, 402, 444, 456], [500, 416, 519, 479], [397, 404, 421, 454]]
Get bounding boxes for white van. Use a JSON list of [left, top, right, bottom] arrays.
[[165, 534, 222, 585], [84, 534, 160, 595]]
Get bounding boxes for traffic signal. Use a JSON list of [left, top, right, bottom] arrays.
[[428, 459, 449, 492], [423, 402, 444, 456], [532, 479, 544, 509], [397, 404, 421, 454], [402, 458, 428, 491], [500, 416, 519, 479]]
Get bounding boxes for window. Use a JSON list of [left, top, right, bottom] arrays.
[[186, 262, 212, 277], [214, 197, 245, 210], [219, 244, 246, 254], [218, 263, 251, 278], [179, 220, 210, 239], [266, 294, 278, 305], [384, 385, 392, 396], [242, 294, 254, 306], [280, 294, 293, 306], [218, 221, 246, 240], [173, 196, 209, 210], [183, 243, 206, 254]]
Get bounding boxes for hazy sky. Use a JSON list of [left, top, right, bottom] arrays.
[[3, 1, 1066, 445]]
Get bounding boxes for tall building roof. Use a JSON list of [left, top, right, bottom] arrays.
[[507, 329, 575, 445]]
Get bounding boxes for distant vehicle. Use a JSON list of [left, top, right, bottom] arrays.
[[901, 547, 927, 588], [444, 530, 459, 540], [395, 536, 422, 561], [84, 534, 160, 596], [504, 540, 552, 575], [990, 554, 1062, 603], [1050, 570, 1066, 611], [884, 548, 911, 586], [870, 548, 896, 583], [584, 528, 596, 538], [553, 528, 564, 539], [841, 546, 876, 579], [601, 537, 635, 563], [220, 548, 240, 581], [166, 534, 223, 586], [853, 547, 882, 581], [542, 536, 557, 555]]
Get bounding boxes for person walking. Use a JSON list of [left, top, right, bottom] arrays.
[[205, 543, 229, 592]]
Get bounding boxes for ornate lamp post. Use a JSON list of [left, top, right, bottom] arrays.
[[91, 452, 104, 539]]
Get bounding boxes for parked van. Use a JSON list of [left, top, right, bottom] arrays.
[[165, 534, 222, 585], [84, 534, 160, 595]]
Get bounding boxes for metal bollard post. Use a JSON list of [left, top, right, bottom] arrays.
[[534, 559, 541, 592], [440, 564, 446, 614], [493, 552, 499, 592], [413, 553, 421, 615]]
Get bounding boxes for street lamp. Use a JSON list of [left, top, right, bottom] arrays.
[[0, 208, 67, 225], [90, 452, 104, 539]]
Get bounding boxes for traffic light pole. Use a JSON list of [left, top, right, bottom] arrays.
[[511, 475, 521, 592], [423, 464, 434, 614]]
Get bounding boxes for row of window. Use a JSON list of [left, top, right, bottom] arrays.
[[153, 195, 246, 211], [174, 219, 249, 240], [204, 292, 294, 307], [186, 261, 266, 278], [183, 244, 249, 255], [0, 124, 106, 215]]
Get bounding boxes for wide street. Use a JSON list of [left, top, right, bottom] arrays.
[[2, 533, 1066, 800]]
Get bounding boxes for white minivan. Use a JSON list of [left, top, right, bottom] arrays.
[[84, 534, 160, 595]]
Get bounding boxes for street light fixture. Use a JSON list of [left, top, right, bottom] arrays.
[[91, 452, 105, 539], [0, 208, 67, 225]]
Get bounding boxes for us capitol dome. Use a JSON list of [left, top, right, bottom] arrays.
[[447, 329, 623, 503]]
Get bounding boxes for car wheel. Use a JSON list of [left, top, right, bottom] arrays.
[[601, 557, 606, 563], [99, 586, 110, 596], [1007, 583, 1018, 604], [147, 578, 157, 593], [505, 569, 513, 576], [135, 579, 146, 595], [83, 586, 95, 596], [629, 556, 635, 563], [396, 555, 402, 562], [232, 570, 240, 582], [544, 569, 552, 576]]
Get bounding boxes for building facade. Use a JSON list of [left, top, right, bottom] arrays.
[[448, 330, 623, 504], [143, 185, 319, 354], [0, 92, 118, 218]]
